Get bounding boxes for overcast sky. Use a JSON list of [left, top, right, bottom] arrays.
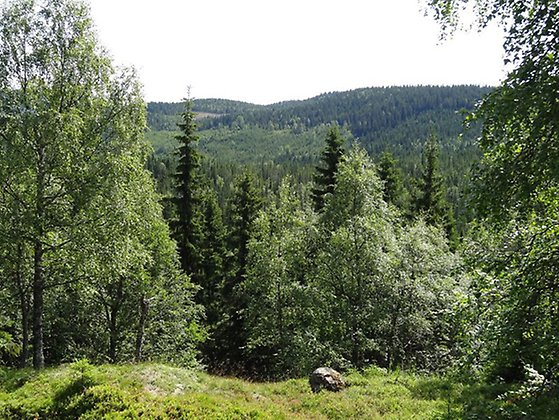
[[88, 0, 506, 105]]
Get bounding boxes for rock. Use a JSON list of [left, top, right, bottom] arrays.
[[309, 367, 346, 393]]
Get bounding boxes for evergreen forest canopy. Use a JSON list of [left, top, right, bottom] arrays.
[[147, 85, 489, 164], [1, 0, 559, 418], [146, 85, 489, 233]]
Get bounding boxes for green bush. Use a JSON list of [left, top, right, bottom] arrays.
[[59, 384, 131, 419]]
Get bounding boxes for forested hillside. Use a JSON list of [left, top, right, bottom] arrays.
[[147, 99, 263, 132], [146, 85, 489, 230], [2, 0, 558, 419], [148, 85, 489, 161]]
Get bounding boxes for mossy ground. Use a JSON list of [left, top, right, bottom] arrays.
[[1, 361, 557, 419]]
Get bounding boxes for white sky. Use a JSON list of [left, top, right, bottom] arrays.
[[88, 0, 506, 105]]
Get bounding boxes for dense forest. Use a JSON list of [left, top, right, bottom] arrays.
[[1, 0, 558, 418], [146, 85, 488, 233], [148, 85, 489, 164]]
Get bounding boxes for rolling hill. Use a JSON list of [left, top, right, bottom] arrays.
[[146, 85, 489, 164], [145, 85, 491, 228]]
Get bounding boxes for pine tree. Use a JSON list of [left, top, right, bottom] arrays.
[[173, 96, 202, 276], [311, 126, 345, 212]]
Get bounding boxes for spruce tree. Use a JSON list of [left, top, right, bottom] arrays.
[[218, 171, 262, 372], [198, 188, 227, 323], [173, 97, 202, 276], [227, 171, 263, 290], [311, 126, 345, 212], [378, 151, 407, 210], [196, 187, 228, 365], [413, 135, 457, 244]]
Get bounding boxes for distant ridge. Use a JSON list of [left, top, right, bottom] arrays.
[[148, 85, 490, 131], [145, 85, 490, 228], [147, 85, 489, 155]]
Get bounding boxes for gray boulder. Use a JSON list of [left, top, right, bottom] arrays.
[[309, 367, 346, 393]]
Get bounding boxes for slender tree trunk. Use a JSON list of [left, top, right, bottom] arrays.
[[32, 239, 44, 369], [350, 295, 362, 368], [20, 299, 30, 368], [20, 284, 30, 368], [351, 313, 360, 369], [135, 296, 149, 363], [108, 311, 118, 363], [32, 143, 46, 369], [276, 251, 286, 354], [108, 278, 124, 363], [14, 243, 30, 368]]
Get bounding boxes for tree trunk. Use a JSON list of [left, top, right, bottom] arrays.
[[108, 312, 118, 363], [21, 301, 30, 368], [32, 142, 46, 369], [14, 243, 30, 368], [135, 296, 149, 363], [108, 278, 124, 363], [32, 240, 44, 369], [20, 287, 30, 368]]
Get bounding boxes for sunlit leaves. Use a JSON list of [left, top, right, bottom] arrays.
[[0, 0, 201, 366], [245, 147, 464, 375]]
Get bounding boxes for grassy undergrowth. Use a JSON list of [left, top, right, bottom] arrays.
[[1, 361, 557, 419]]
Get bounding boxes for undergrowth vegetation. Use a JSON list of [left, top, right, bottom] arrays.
[[1, 361, 558, 419]]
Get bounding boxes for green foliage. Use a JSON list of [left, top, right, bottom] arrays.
[[245, 178, 318, 378], [389, 220, 464, 370], [195, 187, 229, 365], [0, 0, 151, 368], [413, 135, 457, 244], [425, 2, 559, 219], [147, 102, 183, 131], [316, 147, 398, 369], [211, 170, 263, 372], [4, 5, 557, 420], [244, 147, 464, 376], [145, 129, 180, 155], [226, 171, 264, 287], [145, 87, 485, 234], [5, 362, 542, 419], [0, 0, 202, 368], [197, 188, 227, 324], [197, 125, 328, 165], [461, 209, 559, 383], [0, 318, 19, 362], [426, 0, 559, 391], [311, 125, 346, 212], [194, 86, 486, 143], [378, 151, 408, 211], [147, 86, 485, 171], [172, 96, 203, 275], [473, 60, 559, 219]]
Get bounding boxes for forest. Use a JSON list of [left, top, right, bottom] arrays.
[[0, 0, 558, 418]]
